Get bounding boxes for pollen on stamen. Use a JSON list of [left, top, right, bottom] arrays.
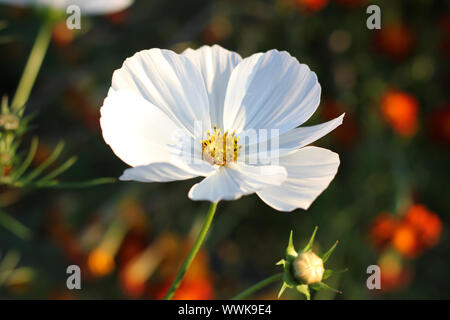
[[201, 125, 241, 166]]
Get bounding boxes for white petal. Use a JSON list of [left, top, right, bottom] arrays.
[[100, 90, 184, 167], [183, 45, 242, 129], [119, 161, 213, 183], [188, 164, 287, 202], [277, 114, 344, 151], [223, 50, 321, 133], [111, 48, 211, 135], [257, 147, 340, 212], [242, 114, 344, 163]]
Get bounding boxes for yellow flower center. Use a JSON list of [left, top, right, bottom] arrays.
[[201, 125, 241, 166]]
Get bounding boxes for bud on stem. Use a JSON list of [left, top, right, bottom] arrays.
[[293, 251, 325, 284]]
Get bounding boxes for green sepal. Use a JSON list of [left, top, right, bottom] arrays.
[[296, 284, 311, 300], [301, 226, 318, 253], [276, 259, 286, 267], [321, 240, 339, 263], [278, 282, 291, 298], [286, 230, 298, 258], [310, 281, 342, 294], [280, 231, 299, 288], [277, 231, 300, 298], [322, 268, 349, 280]]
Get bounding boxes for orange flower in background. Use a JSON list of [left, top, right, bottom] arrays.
[[369, 212, 397, 250], [174, 277, 214, 300], [370, 204, 442, 259], [381, 90, 419, 137], [294, 0, 328, 12], [374, 23, 414, 60], [429, 104, 450, 144], [87, 248, 115, 277], [115, 230, 215, 299], [391, 224, 418, 258], [403, 205, 442, 251], [156, 276, 215, 300], [87, 211, 130, 278], [52, 21, 75, 47], [378, 251, 412, 291]]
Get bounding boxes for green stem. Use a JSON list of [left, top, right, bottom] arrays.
[[11, 21, 53, 115], [163, 202, 218, 300], [231, 273, 284, 300]]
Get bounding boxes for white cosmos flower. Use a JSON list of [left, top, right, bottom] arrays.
[[0, 0, 133, 14], [100, 45, 344, 212]]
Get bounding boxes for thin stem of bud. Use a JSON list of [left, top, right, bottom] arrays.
[[231, 272, 284, 300]]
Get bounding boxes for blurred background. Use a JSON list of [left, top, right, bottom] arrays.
[[0, 0, 449, 299]]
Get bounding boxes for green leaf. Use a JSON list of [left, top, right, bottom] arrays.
[[21, 140, 65, 183], [34, 177, 116, 188], [3, 111, 37, 137], [10, 137, 39, 182], [296, 284, 311, 300], [36, 155, 77, 183], [302, 226, 318, 253], [321, 240, 339, 263]]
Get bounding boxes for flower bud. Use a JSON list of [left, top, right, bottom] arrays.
[[293, 252, 324, 284]]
